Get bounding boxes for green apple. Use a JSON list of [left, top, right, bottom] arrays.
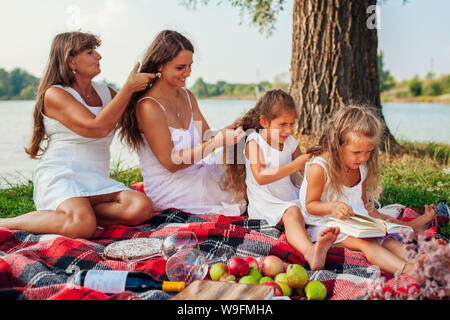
[[304, 280, 327, 300], [274, 272, 287, 284], [259, 276, 273, 284], [248, 267, 262, 282], [239, 275, 258, 284], [277, 282, 292, 296], [209, 263, 228, 281]]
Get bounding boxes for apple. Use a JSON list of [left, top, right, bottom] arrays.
[[209, 263, 228, 281], [304, 280, 327, 300], [261, 255, 284, 278], [227, 256, 249, 277], [261, 281, 283, 297], [239, 275, 258, 284], [219, 273, 236, 282], [274, 272, 287, 284], [259, 276, 274, 284], [243, 256, 259, 270], [277, 282, 292, 296], [248, 267, 262, 282], [286, 264, 309, 289]]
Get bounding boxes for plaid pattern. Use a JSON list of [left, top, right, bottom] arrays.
[[0, 208, 422, 300]]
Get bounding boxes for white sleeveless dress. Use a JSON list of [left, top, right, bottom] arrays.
[[33, 82, 130, 211], [137, 88, 246, 216], [299, 156, 368, 243], [245, 132, 301, 226]]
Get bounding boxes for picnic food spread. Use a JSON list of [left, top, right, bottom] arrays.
[[205, 254, 327, 300]]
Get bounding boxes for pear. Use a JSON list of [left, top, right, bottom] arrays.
[[286, 264, 308, 289]]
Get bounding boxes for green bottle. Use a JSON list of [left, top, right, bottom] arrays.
[[73, 270, 185, 294]]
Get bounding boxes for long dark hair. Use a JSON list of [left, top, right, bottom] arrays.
[[25, 32, 101, 159], [221, 89, 297, 201], [118, 30, 194, 151]]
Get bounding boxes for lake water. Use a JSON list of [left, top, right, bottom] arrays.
[[1, 100, 449, 187]]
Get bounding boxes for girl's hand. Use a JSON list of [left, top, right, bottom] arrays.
[[212, 126, 246, 148], [331, 201, 355, 220], [123, 62, 157, 93]]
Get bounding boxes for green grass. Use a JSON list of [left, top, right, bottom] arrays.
[[1, 142, 449, 217], [0, 179, 35, 217]]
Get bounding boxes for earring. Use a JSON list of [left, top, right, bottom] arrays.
[[72, 69, 76, 75], [156, 72, 162, 78]]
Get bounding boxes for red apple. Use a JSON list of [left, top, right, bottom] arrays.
[[261, 255, 284, 278], [243, 256, 259, 270], [261, 281, 283, 297], [227, 257, 249, 277]]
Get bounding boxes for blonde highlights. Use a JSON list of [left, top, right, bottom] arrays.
[[25, 32, 101, 159], [307, 105, 383, 201]]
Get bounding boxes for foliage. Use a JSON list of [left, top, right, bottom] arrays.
[[0, 67, 39, 100], [408, 76, 423, 96], [182, 0, 286, 36], [190, 77, 272, 98], [378, 51, 396, 92], [365, 231, 449, 300]]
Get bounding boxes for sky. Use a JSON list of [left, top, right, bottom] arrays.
[[0, 0, 449, 87]]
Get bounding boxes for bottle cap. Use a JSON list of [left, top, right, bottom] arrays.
[[162, 281, 186, 292]]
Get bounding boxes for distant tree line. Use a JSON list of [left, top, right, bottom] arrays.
[[378, 51, 450, 100], [0, 68, 39, 100], [0, 67, 120, 100], [189, 73, 290, 99]]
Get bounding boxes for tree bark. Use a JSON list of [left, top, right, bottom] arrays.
[[289, 0, 398, 151]]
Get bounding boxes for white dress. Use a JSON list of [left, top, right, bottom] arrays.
[[33, 82, 129, 211], [299, 156, 368, 243], [245, 132, 301, 226], [137, 88, 246, 216]]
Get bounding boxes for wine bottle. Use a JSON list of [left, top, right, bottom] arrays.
[[72, 270, 185, 294]]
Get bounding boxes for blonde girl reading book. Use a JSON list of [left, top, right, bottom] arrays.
[[222, 89, 340, 270], [299, 106, 435, 279]]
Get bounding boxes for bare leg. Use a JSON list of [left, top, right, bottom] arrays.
[[0, 197, 97, 239], [338, 236, 419, 280], [89, 190, 153, 227], [281, 206, 339, 270], [0, 190, 153, 238], [387, 204, 436, 232], [381, 237, 410, 262]]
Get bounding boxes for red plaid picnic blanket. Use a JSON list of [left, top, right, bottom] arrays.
[[1, 207, 424, 300]]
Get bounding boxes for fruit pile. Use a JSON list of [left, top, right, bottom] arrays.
[[208, 255, 327, 300]]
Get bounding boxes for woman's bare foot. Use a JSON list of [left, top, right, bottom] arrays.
[[409, 204, 436, 232], [305, 227, 340, 270]]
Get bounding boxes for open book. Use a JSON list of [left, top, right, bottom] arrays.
[[326, 213, 413, 238]]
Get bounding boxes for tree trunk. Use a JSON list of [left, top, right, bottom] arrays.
[[289, 0, 398, 151]]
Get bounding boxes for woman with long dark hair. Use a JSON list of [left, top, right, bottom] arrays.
[[119, 30, 246, 216], [0, 32, 156, 239]]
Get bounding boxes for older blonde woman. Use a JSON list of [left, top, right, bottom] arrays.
[[0, 32, 156, 239]]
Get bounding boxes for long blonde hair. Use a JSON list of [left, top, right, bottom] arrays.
[[25, 32, 101, 159], [221, 89, 297, 201], [307, 105, 382, 201]]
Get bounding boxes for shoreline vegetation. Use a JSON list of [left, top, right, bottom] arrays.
[[3, 53, 450, 103], [1, 139, 449, 226]]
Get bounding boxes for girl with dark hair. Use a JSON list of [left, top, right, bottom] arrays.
[[222, 89, 340, 270], [119, 30, 247, 216], [0, 32, 156, 239]]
